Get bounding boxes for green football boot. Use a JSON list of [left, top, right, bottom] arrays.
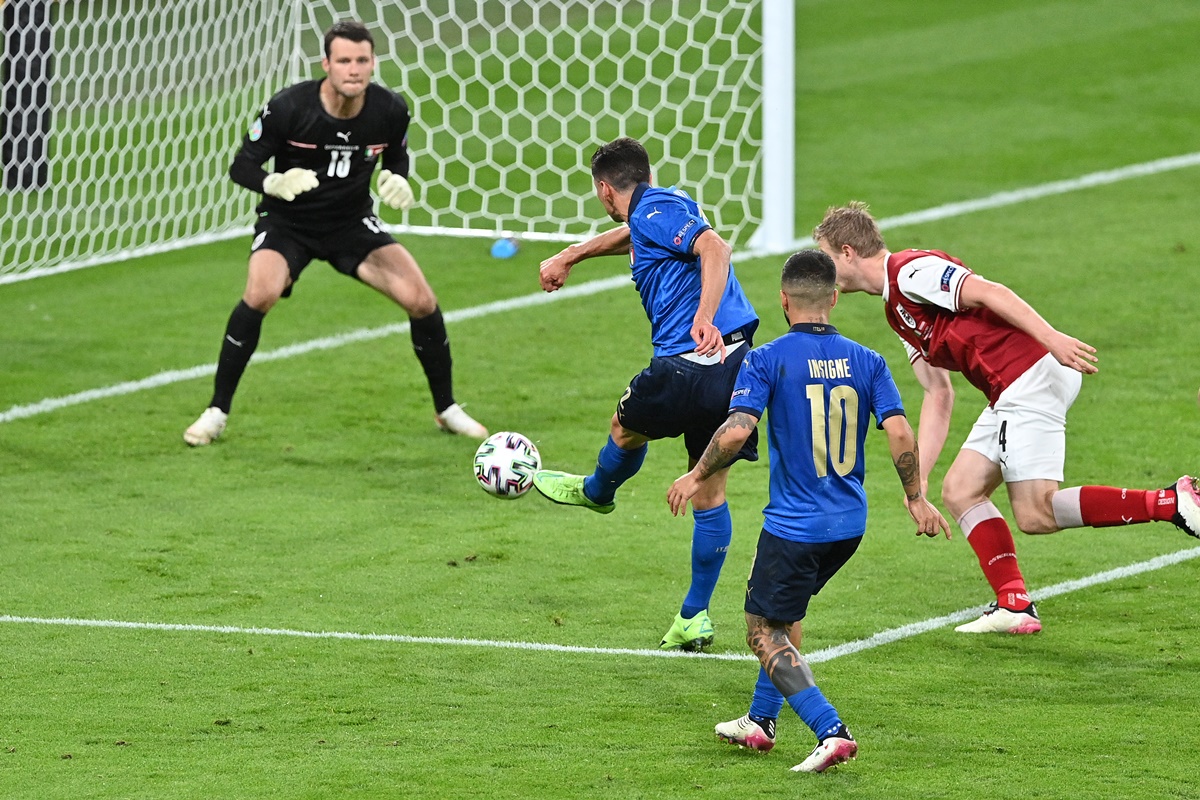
[[532, 470, 615, 514], [659, 610, 715, 651]]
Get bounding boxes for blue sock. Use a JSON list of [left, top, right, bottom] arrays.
[[787, 685, 843, 741], [680, 502, 731, 619], [748, 666, 784, 720], [583, 436, 647, 504]]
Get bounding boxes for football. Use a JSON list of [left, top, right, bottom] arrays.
[[473, 431, 541, 499]]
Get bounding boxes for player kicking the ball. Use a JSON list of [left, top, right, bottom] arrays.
[[815, 201, 1199, 634], [184, 20, 486, 446], [534, 137, 760, 651]]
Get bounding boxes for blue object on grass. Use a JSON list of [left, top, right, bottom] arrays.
[[490, 237, 519, 259]]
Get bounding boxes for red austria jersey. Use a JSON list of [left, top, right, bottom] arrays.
[[883, 249, 1047, 405]]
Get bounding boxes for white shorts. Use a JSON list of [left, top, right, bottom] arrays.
[[960, 353, 1083, 483]]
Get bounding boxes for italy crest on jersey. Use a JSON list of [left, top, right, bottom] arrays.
[[249, 117, 263, 142]]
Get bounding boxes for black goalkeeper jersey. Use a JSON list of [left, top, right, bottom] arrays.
[[229, 80, 411, 229]]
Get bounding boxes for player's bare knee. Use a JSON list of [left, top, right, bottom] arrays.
[[1012, 505, 1059, 534], [407, 294, 438, 320], [242, 290, 280, 314], [690, 480, 727, 511], [406, 286, 438, 318], [609, 417, 644, 449], [940, 481, 978, 521]]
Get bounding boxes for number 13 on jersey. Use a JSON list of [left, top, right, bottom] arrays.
[[327, 150, 352, 177]]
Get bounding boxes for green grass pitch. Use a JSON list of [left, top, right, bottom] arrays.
[[2, 1, 1200, 797]]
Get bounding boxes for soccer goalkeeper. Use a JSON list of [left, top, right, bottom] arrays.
[[184, 20, 486, 446]]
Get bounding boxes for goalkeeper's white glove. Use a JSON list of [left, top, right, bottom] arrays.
[[262, 168, 319, 202], [378, 169, 415, 211]]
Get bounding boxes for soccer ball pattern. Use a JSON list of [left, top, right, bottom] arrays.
[[473, 431, 541, 499]]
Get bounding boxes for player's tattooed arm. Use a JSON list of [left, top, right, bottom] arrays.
[[894, 449, 921, 501], [667, 410, 759, 516], [694, 411, 758, 480], [882, 414, 924, 499]]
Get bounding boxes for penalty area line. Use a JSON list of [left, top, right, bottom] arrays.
[[3, 545, 1198, 663], [3, 151, 1199, 427]]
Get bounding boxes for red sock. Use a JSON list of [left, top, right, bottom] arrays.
[[1064, 486, 1177, 527], [959, 503, 1028, 609]]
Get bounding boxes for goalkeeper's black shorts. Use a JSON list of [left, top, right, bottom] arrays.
[[250, 212, 397, 294]]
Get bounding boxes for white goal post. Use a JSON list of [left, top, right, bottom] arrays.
[[0, 0, 794, 284]]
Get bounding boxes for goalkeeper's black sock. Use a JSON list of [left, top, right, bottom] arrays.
[[209, 300, 265, 413], [410, 306, 455, 413]]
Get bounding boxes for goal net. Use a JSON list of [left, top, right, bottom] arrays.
[[2, 0, 783, 283], [0, 0, 297, 282]]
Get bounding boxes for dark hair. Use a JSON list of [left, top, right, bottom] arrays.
[[590, 137, 651, 192], [781, 249, 837, 306], [324, 20, 374, 58]]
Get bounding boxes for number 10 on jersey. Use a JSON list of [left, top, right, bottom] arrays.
[[806, 384, 860, 477]]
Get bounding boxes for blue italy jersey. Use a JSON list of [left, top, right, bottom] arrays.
[[626, 183, 758, 357], [730, 323, 906, 543]]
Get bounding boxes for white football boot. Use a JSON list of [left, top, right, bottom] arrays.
[[791, 736, 858, 773], [954, 601, 1042, 634], [435, 403, 488, 439], [183, 407, 228, 446], [1170, 476, 1200, 538], [715, 714, 775, 752]]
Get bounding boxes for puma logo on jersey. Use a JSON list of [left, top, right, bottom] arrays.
[[336, 131, 351, 142], [646, 208, 662, 218]]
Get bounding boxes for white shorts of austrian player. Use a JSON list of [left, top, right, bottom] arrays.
[[960, 353, 1083, 483]]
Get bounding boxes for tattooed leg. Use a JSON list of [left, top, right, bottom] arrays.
[[745, 612, 815, 697]]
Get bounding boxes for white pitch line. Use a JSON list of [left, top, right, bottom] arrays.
[[748, 151, 1200, 253], [0, 274, 629, 425], [806, 544, 1200, 663], [3, 545, 1197, 662], [3, 152, 1199, 426]]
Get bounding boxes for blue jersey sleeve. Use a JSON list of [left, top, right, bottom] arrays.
[[868, 352, 905, 427], [644, 197, 710, 259], [729, 346, 770, 416]]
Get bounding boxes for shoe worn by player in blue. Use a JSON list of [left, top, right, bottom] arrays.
[[1170, 475, 1200, 537], [659, 610, 715, 651], [791, 727, 858, 773], [532, 470, 615, 514], [954, 601, 1042, 634], [715, 714, 775, 752]]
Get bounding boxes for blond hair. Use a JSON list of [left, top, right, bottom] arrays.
[[813, 201, 886, 257]]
